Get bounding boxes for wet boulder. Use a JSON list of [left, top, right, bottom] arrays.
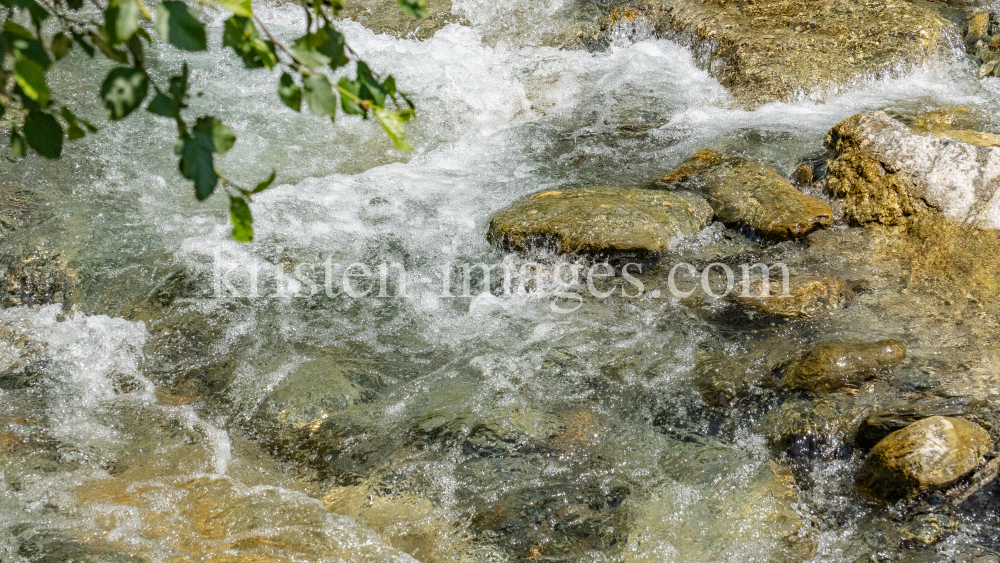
[[731, 274, 852, 319], [780, 339, 906, 393], [763, 393, 873, 457], [618, 0, 952, 108], [825, 111, 1000, 228], [487, 187, 713, 259], [856, 416, 992, 501], [854, 397, 976, 450], [657, 151, 832, 240]]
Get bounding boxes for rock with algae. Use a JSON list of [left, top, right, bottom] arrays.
[[487, 187, 713, 259], [856, 416, 992, 501], [656, 150, 833, 240], [825, 111, 1000, 228], [613, 0, 953, 108]]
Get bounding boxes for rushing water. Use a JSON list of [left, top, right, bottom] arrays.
[[4, 1, 1000, 561]]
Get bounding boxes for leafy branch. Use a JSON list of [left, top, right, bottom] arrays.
[[0, 0, 427, 241]]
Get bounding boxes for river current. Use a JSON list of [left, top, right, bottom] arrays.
[[3, 1, 1000, 561]]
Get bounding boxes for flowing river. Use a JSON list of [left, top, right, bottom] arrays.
[[3, 1, 1000, 561]]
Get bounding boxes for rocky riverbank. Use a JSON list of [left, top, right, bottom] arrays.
[[483, 109, 1000, 556]]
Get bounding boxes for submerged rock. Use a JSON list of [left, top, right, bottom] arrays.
[[825, 111, 1000, 228], [487, 187, 713, 259], [763, 393, 873, 457], [657, 151, 832, 240], [731, 274, 852, 319], [899, 513, 958, 548], [854, 397, 976, 450], [909, 107, 1000, 148], [856, 416, 992, 501], [626, 458, 817, 561], [323, 485, 467, 563], [620, 0, 951, 107], [780, 339, 906, 393]]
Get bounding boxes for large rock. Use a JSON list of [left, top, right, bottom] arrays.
[[856, 416, 992, 501], [337, 0, 466, 39], [854, 397, 976, 449], [780, 339, 906, 393], [657, 150, 832, 240], [825, 111, 1000, 228], [487, 187, 713, 259], [618, 0, 952, 107]]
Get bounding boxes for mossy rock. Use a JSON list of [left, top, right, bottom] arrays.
[[856, 416, 992, 502], [656, 150, 832, 240], [487, 187, 713, 259], [617, 0, 952, 107]]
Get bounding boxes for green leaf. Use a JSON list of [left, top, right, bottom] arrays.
[[14, 59, 49, 107], [3, 22, 51, 68], [315, 23, 348, 70], [51, 32, 73, 60], [105, 0, 141, 44], [197, 116, 236, 154], [290, 35, 330, 69], [168, 62, 189, 102], [250, 170, 276, 193], [356, 62, 385, 108], [396, 0, 427, 19], [156, 1, 207, 52], [66, 0, 84, 9], [222, 16, 275, 69], [0, 106, 5, 120], [23, 111, 63, 158], [67, 124, 85, 140], [383, 75, 395, 97], [10, 130, 26, 157], [374, 107, 413, 152], [71, 30, 95, 57], [303, 72, 336, 117], [278, 72, 301, 111], [126, 35, 145, 64], [62, 107, 98, 135], [100, 66, 149, 120], [176, 132, 217, 200], [147, 92, 180, 118], [229, 196, 253, 241], [337, 77, 364, 115], [218, 0, 252, 17]]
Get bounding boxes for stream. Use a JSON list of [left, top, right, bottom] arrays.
[[3, 0, 1000, 561]]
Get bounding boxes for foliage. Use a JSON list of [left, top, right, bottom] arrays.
[[0, 0, 424, 241]]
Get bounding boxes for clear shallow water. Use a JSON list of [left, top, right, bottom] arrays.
[[4, 1, 1000, 561]]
